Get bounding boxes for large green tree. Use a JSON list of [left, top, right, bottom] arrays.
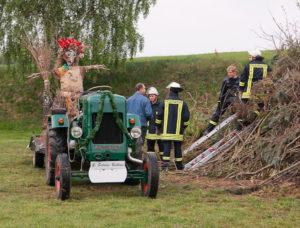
[[0, 0, 156, 67], [0, 0, 156, 128]]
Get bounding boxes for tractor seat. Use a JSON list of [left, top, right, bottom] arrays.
[[52, 108, 67, 114]]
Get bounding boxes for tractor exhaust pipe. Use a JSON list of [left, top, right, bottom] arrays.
[[127, 147, 143, 164]]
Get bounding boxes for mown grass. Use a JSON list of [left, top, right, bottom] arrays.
[[0, 129, 299, 227]]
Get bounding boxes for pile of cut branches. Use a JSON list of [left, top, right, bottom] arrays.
[[195, 46, 300, 187]]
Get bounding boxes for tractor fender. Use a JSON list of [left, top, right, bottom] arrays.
[[49, 114, 68, 129], [127, 114, 141, 128]]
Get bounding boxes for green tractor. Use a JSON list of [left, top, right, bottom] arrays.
[[30, 86, 159, 200]]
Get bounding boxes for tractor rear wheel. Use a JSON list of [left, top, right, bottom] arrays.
[[33, 151, 44, 168], [55, 153, 71, 200], [45, 128, 67, 186], [141, 153, 159, 198], [29, 136, 45, 168]]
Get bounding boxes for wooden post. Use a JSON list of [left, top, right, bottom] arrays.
[[42, 72, 51, 136]]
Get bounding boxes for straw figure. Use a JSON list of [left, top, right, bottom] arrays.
[[51, 37, 107, 120]]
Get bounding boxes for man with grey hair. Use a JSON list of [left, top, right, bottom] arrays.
[[127, 83, 152, 144]]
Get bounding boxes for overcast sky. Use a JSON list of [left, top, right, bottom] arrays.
[[136, 0, 300, 57]]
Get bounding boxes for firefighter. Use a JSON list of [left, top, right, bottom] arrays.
[[155, 82, 190, 170], [205, 65, 240, 134], [239, 49, 272, 103], [145, 87, 164, 159], [237, 49, 272, 130]]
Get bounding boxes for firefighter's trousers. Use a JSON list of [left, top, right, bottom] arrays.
[[206, 100, 232, 132], [147, 139, 164, 159], [162, 140, 184, 170], [236, 98, 248, 130]]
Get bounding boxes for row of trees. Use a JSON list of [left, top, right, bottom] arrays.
[[0, 0, 156, 67], [0, 0, 157, 128]]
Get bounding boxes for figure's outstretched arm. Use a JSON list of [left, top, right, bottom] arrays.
[[81, 65, 109, 72], [27, 72, 43, 79], [26, 69, 61, 79]]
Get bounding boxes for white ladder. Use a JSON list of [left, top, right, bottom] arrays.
[[183, 114, 237, 155], [184, 123, 256, 170]]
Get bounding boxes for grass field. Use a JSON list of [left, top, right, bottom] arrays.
[[0, 129, 299, 228]]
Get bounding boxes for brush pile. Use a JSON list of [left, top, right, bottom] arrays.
[[195, 45, 300, 187]]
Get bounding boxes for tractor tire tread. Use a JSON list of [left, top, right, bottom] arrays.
[[45, 128, 67, 186], [55, 153, 71, 200]]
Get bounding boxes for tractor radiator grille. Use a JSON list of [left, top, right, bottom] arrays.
[[92, 113, 123, 144]]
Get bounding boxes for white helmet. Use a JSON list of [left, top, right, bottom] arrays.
[[147, 87, 159, 95], [166, 82, 181, 89], [166, 82, 183, 92], [248, 49, 262, 57]]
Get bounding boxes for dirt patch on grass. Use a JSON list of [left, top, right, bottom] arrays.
[[161, 171, 255, 189], [160, 170, 300, 198]]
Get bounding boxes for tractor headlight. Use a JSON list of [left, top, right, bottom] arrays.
[[71, 126, 83, 138], [130, 126, 141, 139]]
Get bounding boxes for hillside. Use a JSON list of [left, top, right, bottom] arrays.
[[0, 50, 275, 132]]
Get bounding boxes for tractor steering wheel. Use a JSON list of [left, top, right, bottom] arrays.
[[86, 85, 112, 92]]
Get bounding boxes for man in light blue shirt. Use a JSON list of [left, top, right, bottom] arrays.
[[127, 83, 152, 144]]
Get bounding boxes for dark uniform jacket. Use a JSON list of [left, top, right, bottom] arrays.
[[146, 99, 161, 140], [155, 91, 190, 141], [239, 59, 272, 99], [218, 77, 240, 105]]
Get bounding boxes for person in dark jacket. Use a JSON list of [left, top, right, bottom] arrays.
[[146, 87, 164, 159], [205, 65, 240, 134], [239, 49, 272, 103], [155, 82, 190, 170], [236, 49, 272, 130]]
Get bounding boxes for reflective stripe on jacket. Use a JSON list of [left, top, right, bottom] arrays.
[[239, 60, 272, 99], [146, 99, 161, 140], [155, 91, 190, 141]]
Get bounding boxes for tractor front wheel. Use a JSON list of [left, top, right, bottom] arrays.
[[55, 153, 71, 200], [124, 137, 143, 185], [141, 153, 159, 198]]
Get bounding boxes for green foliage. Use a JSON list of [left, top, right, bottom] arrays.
[[0, 0, 156, 67], [85, 50, 274, 98], [83, 50, 275, 139], [0, 51, 275, 131]]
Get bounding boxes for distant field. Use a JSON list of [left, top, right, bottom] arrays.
[[133, 50, 275, 62], [0, 129, 299, 227]]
